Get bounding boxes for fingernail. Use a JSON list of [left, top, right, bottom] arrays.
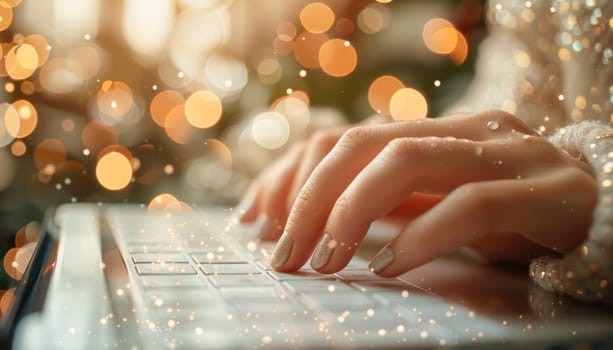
[[271, 232, 293, 268], [311, 233, 335, 270], [369, 247, 395, 273]]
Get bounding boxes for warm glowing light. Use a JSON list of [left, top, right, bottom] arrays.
[[257, 58, 282, 84], [95, 151, 133, 191], [0, 5, 13, 32], [300, 2, 335, 34], [62, 118, 75, 132], [185, 90, 222, 129], [277, 22, 297, 41], [81, 121, 119, 156], [274, 96, 310, 135], [4, 82, 13, 93], [10, 140, 26, 156], [0, 288, 15, 316], [423, 18, 458, 55], [294, 32, 328, 69], [318, 39, 358, 77], [335, 18, 354, 36], [11, 99, 37, 138], [450, 31, 468, 64], [5, 44, 39, 80], [0, 0, 22, 7], [251, 112, 290, 150], [67, 45, 101, 79], [33, 138, 66, 171], [205, 138, 232, 168], [148, 193, 191, 213], [23, 34, 50, 68], [368, 75, 405, 115], [164, 104, 191, 144], [357, 4, 389, 34], [97, 80, 134, 119], [150, 90, 185, 127], [390, 88, 428, 120], [39, 58, 83, 94], [0, 103, 19, 147], [20, 80, 35, 95]]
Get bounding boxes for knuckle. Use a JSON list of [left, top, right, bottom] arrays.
[[337, 126, 373, 150], [332, 194, 354, 222], [290, 186, 314, 217], [384, 137, 420, 161], [453, 183, 497, 228]]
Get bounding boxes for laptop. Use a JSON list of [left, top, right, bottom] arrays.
[[8, 203, 613, 349]]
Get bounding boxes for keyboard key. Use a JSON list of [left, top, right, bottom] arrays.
[[299, 292, 377, 312], [335, 269, 386, 281], [140, 275, 207, 288], [209, 274, 273, 287], [192, 253, 249, 264], [219, 286, 282, 299], [200, 264, 261, 275], [135, 263, 196, 275], [282, 280, 356, 294], [268, 270, 330, 281], [131, 253, 189, 264], [144, 289, 218, 308]]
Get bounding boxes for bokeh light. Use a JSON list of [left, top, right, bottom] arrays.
[[389, 87, 428, 120], [294, 32, 328, 69], [0, 103, 19, 147], [95, 148, 133, 191], [357, 3, 390, 34], [299, 2, 335, 34], [10, 140, 26, 156], [205, 138, 232, 168], [11, 99, 37, 138], [185, 90, 223, 129], [368, 75, 404, 115], [148, 193, 192, 213], [5, 43, 38, 80], [0, 5, 14, 31], [319, 39, 358, 77], [251, 111, 290, 150], [33, 138, 66, 172], [97, 80, 134, 119], [151, 90, 185, 127], [164, 104, 192, 144], [23, 34, 50, 68]]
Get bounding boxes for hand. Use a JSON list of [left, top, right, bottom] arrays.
[[249, 111, 597, 276], [238, 115, 391, 240]]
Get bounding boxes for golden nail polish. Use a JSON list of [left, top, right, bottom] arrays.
[[311, 233, 334, 270], [270, 232, 292, 268], [369, 247, 394, 273]]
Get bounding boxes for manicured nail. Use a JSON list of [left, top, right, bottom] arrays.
[[311, 233, 335, 270], [271, 232, 293, 268], [369, 247, 395, 273]]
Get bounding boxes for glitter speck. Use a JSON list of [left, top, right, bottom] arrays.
[[286, 88, 293, 94], [328, 284, 336, 293], [475, 146, 483, 156], [420, 330, 429, 339], [247, 241, 257, 252], [195, 327, 203, 335], [401, 290, 409, 298], [262, 336, 272, 344], [178, 72, 185, 79], [486, 120, 500, 130], [152, 84, 158, 91], [366, 308, 375, 317], [378, 329, 386, 336], [299, 69, 307, 77], [83, 149, 90, 156], [434, 80, 441, 87], [84, 34, 91, 40], [396, 325, 405, 333]]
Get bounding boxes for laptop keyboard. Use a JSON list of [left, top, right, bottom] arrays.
[[105, 208, 459, 349]]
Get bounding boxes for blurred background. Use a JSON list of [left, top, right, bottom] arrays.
[[0, 0, 486, 307]]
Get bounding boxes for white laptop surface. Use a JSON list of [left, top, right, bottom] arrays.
[[12, 203, 613, 349]]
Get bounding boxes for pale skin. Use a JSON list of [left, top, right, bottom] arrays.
[[239, 111, 598, 277]]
